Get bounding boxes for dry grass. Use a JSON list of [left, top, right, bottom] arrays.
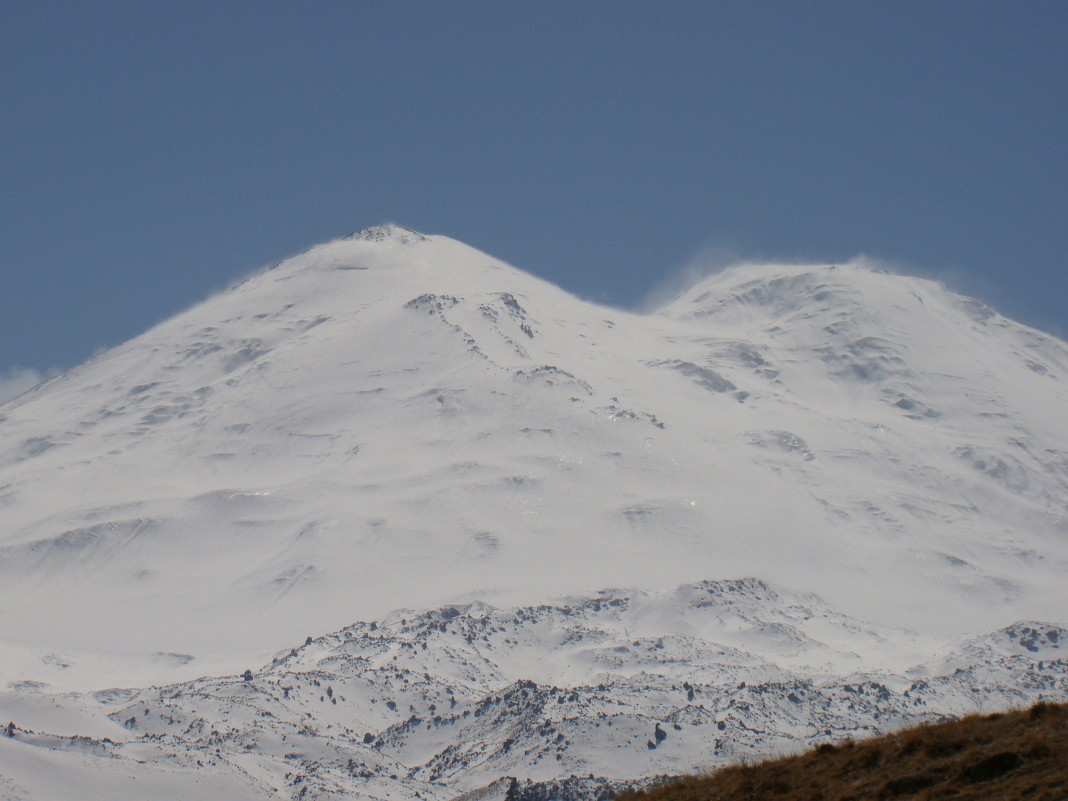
[[619, 702, 1067, 801]]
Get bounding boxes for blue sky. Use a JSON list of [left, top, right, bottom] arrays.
[[2, 1, 1066, 397]]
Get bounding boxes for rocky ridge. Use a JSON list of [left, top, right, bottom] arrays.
[[6, 579, 1065, 800]]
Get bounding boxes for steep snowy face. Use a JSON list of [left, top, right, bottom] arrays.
[[0, 232, 1066, 689], [1, 224, 614, 528], [656, 261, 1068, 611], [0, 226, 636, 659]]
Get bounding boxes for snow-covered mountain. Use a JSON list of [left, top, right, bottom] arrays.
[[1, 225, 1066, 799], [2, 580, 1065, 800]]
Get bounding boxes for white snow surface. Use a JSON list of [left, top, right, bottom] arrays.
[[1, 225, 1067, 799]]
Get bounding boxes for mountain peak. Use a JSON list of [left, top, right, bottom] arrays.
[[658, 260, 906, 323], [344, 223, 428, 244]]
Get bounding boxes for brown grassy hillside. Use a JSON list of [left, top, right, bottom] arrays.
[[619, 702, 1067, 801]]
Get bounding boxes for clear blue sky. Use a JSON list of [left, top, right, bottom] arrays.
[[3, 1, 1066, 393]]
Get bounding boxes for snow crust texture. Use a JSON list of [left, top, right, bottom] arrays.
[[1, 225, 1066, 799]]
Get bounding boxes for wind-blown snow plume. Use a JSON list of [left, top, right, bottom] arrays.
[[0, 365, 47, 404]]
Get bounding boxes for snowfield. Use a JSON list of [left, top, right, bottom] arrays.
[[0, 225, 1066, 799]]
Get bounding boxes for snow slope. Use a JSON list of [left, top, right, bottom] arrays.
[[1, 225, 1066, 798], [2, 580, 1065, 800]]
